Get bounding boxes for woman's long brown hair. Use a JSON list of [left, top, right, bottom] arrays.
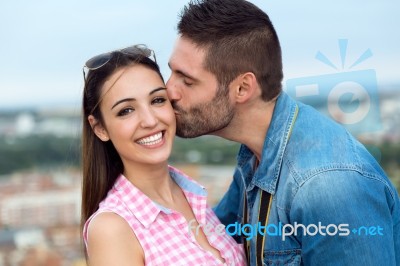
[[80, 49, 163, 245]]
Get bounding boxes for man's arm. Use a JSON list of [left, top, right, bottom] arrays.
[[213, 169, 244, 228], [291, 170, 400, 265]]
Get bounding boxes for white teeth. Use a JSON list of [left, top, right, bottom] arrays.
[[137, 132, 163, 146]]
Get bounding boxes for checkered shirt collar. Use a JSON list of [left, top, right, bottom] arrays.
[[112, 165, 208, 228]]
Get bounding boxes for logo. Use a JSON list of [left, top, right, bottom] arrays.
[[188, 220, 384, 241], [286, 39, 382, 135]]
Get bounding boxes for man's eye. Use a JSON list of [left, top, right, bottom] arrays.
[[117, 108, 134, 116], [183, 79, 193, 86]]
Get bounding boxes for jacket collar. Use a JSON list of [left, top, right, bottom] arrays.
[[237, 92, 298, 194]]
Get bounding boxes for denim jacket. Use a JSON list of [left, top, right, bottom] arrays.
[[214, 92, 400, 266]]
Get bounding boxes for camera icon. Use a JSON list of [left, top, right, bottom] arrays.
[[285, 39, 382, 135], [286, 69, 381, 134]]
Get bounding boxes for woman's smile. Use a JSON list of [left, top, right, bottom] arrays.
[[136, 131, 165, 147]]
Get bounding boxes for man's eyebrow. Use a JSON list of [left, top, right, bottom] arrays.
[[168, 63, 197, 81]]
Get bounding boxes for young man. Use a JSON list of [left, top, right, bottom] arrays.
[[167, 0, 400, 265]]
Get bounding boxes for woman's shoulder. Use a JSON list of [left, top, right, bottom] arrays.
[[88, 212, 132, 241], [86, 212, 144, 265]]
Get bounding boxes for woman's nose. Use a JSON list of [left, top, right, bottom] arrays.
[[139, 108, 158, 128]]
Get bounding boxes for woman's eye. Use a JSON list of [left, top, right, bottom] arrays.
[[117, 107, 134, 116], [152, 97, 167, 105]]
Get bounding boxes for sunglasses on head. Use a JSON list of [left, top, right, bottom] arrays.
[[83, 44, 157, 81]]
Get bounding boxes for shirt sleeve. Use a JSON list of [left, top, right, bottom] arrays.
[[290, 170, 400, 266], [213, 168, 244, 233]]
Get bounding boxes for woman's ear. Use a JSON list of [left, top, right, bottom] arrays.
[[88, 115, 110, 142]]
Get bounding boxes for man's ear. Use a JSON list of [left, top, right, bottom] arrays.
[[88, 115, 110, 142], [231, 72, 258, 103]]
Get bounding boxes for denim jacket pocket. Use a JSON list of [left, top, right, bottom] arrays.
[[263, 249, 301, 266]]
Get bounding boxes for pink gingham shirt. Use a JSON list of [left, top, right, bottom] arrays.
[[84, 166, 246, 265]]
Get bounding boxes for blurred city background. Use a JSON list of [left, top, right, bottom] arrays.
[[1, 1, 399, 265]]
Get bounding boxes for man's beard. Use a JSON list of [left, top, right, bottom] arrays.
[[172, 87, 234, 138]]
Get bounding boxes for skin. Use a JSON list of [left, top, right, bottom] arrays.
[[167, 36, 278, 160], [166, 39, 234, 139], [87, 64, 224, 265], [89, 65, 175, 173]]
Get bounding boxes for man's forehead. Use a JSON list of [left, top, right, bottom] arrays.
[[172, 37, 206, 59], [169, 43, 206, 74]]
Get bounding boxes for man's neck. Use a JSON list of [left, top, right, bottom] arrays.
[[213, 98, 277, 161]]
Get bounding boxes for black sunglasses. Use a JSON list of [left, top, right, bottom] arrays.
[[83, 44, 156, 81]]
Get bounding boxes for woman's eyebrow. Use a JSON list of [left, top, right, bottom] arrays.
[[111, 98, 135, 110], [111, 87, 166, 110]]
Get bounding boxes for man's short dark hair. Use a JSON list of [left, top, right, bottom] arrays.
[[178, 0, 283, 101]]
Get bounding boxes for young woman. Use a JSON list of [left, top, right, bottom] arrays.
[[81, 45, 245, 265]]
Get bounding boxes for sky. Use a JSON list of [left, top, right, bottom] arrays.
[[0, 0, 399, 110]]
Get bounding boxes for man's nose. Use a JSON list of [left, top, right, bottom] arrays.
[[166, 76, 181, 102]]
